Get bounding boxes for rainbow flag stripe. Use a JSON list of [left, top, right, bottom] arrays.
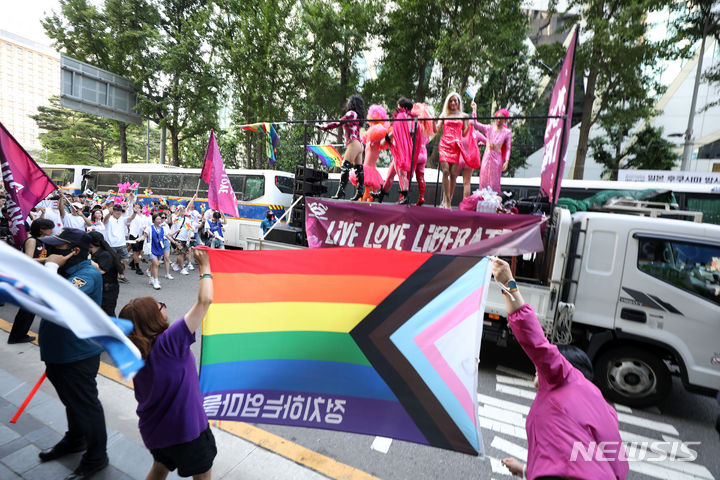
[[199, 248, 489, 455], [240, 123, 279, 164], [306, 144, 343, 167]]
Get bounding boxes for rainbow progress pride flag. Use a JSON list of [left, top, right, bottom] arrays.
[[306, 144, 343, 167], [240, 123, 279, 164], [200, 248, 490, 455]]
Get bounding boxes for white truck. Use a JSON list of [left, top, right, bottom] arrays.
[[483, 206, 720, 407]]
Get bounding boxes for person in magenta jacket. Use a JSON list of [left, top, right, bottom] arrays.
[[492, 258, 629, 480]]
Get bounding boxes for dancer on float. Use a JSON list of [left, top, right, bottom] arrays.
[[471, 101, 512, 195], [318, 94, 366, 200], [409, 102, 436, 206], [459, 118, 484, 199], [350, 104, 389, 201], [371, 98, 418, 204], [435, 92, 469, 209]]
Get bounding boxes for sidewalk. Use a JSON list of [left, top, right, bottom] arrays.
[[0, 328, 329, 479]]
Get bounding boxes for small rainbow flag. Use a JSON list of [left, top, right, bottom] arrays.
[[240, 123, 279, 164], [199, 248, 490, 455], [306, 144, 343, 167]]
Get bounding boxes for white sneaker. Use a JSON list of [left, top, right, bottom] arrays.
[[165, 274, 174, 280], [152, 278, 161, 290], [181, 268, 189, 275], [148, 277, 154, 285], [172, 263, 180, 272], [147, 269, 152, 277], [187, 263, 195, 271]]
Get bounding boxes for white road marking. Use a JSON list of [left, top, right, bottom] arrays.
[[478, 405, 525, 428], [496, 365, 534, 380], [370, 436, 392, 454], [616, 412, 679, 436], [478, 416, 527, 441], [477, 393, 531, 415], [628, 459, 709, 480], [614, 403, 633, 413], [496, 374, 536, 389], [495, 383, 536, 400], [490, 436, 528, 462]]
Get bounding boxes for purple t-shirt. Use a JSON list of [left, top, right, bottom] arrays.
[[133, 318, 208, 449]]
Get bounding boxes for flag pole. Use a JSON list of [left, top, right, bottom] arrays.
[[10, 373, 46, 423]]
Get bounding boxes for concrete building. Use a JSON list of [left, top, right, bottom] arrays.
[[0, 30, 60, 155]]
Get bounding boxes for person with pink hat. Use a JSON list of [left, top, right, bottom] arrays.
[[471, 101, 513, 195]]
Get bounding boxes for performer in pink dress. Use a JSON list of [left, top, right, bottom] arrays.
[[318, 94, 366, 200], [410, 102, 436, 206], [471, 101, 512, 195], [435, 92, 469, 209], [350, 104, 388, 201], [459, 127, 485, 199]]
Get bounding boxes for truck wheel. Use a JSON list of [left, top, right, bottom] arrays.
[[594, 347, 671, 407]]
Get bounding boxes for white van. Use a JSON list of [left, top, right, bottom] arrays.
[[484, 208, 720, 406]]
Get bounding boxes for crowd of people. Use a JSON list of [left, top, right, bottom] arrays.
[[319, 93, 512, 208]]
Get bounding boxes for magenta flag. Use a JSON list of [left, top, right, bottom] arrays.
[[0, 122, 57, 248], [201, 130, 239, 218], [540, 27, 578, 203]]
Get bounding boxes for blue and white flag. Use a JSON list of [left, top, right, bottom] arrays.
[[0, 241, 144, 379], [465, 85, 479, 99]]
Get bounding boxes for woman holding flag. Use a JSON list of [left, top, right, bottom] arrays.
[[119, 247, 216, 480]]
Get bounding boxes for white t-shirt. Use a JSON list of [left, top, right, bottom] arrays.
[[39, 201, 63, 234], [170, 215, 191, 242], [129, 214, 150, 238], [62, 213, 87, 231], [203, 209, 214, 222], [104, 213, 130, 247]]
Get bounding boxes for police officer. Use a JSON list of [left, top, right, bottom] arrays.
[[37, 228, 109, 480]]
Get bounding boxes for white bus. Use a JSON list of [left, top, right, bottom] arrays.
[[84, 164, 294, 248], [330, 169, 720, 224], [39, 163, 94, 195]]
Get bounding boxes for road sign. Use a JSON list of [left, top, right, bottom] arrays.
[[60, 55, 141, 125]]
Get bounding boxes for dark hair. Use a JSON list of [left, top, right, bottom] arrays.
[[152, 213, 164, 222], [119, 297, 169, 359], [90, 208, 104, 221], [88, 231, 125, 275], [557, 344, 594, 381], [345, 94, 366, 123], [212, 211, 221, 220], [30, 218, 55, 237], [397, 97, 413, 110]]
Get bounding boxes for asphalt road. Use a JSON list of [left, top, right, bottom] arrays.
[[1, 257, 718, 480]]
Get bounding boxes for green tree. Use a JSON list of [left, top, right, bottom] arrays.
[[31, 97, 117, 165], [591, 124, 678, 179], [42, 0, 159, 163], [135, 0, 221, 166], [567, 0, 676, 179]]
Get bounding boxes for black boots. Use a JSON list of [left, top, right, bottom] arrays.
[[397, 190, 409, 205], [351, 165, 365, 201], [332, 160, 352, 199]]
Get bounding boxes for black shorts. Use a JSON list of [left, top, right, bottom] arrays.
[[129, 234, 144, 252], [149, 427, 216, 477]]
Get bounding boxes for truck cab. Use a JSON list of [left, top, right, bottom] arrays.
[[484, 209, 720, 407]]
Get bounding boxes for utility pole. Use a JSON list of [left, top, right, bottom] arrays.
[[145, 119, 150, 163], [681, 16, 709, 170]]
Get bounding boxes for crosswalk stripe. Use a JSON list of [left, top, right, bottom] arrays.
[[495, 383, 536, 400], [496, 365, 534, 380], [629, 459, 706, 480], [370, 436, 392, 454], [477, 393, 531, 415], [479, 405, 525, 428], [490, 436, 528, 462], [496, 374, 536, 389], [614, 403, 633, 413], [478, 416, 527, 441], [616, 412, 679, 436], [488, 456, 512, 476]]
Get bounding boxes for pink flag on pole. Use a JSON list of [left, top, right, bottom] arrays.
[[201, 130, 239, 218], [0, 122, 57, 248], [540, 27, 578, 203]]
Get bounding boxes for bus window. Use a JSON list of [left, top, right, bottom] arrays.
[[229, 175, 245, 200], [150, 174, 181, 195], [47, 168, 72, 186], [275, 175, 294, 194], [119, 173, 150, 189], [245, 175, 264, 200], [180, 174, 207, 197]]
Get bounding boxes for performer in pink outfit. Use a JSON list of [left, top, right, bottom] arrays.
[[350, 105, 388, 201], [318, 94, 366, 201], [492, 258, 629, 480], [435, 92, 469, 209], [459, 127, 485, 199], [409, 102, 436, 206], [471, 101, 512, 195]]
